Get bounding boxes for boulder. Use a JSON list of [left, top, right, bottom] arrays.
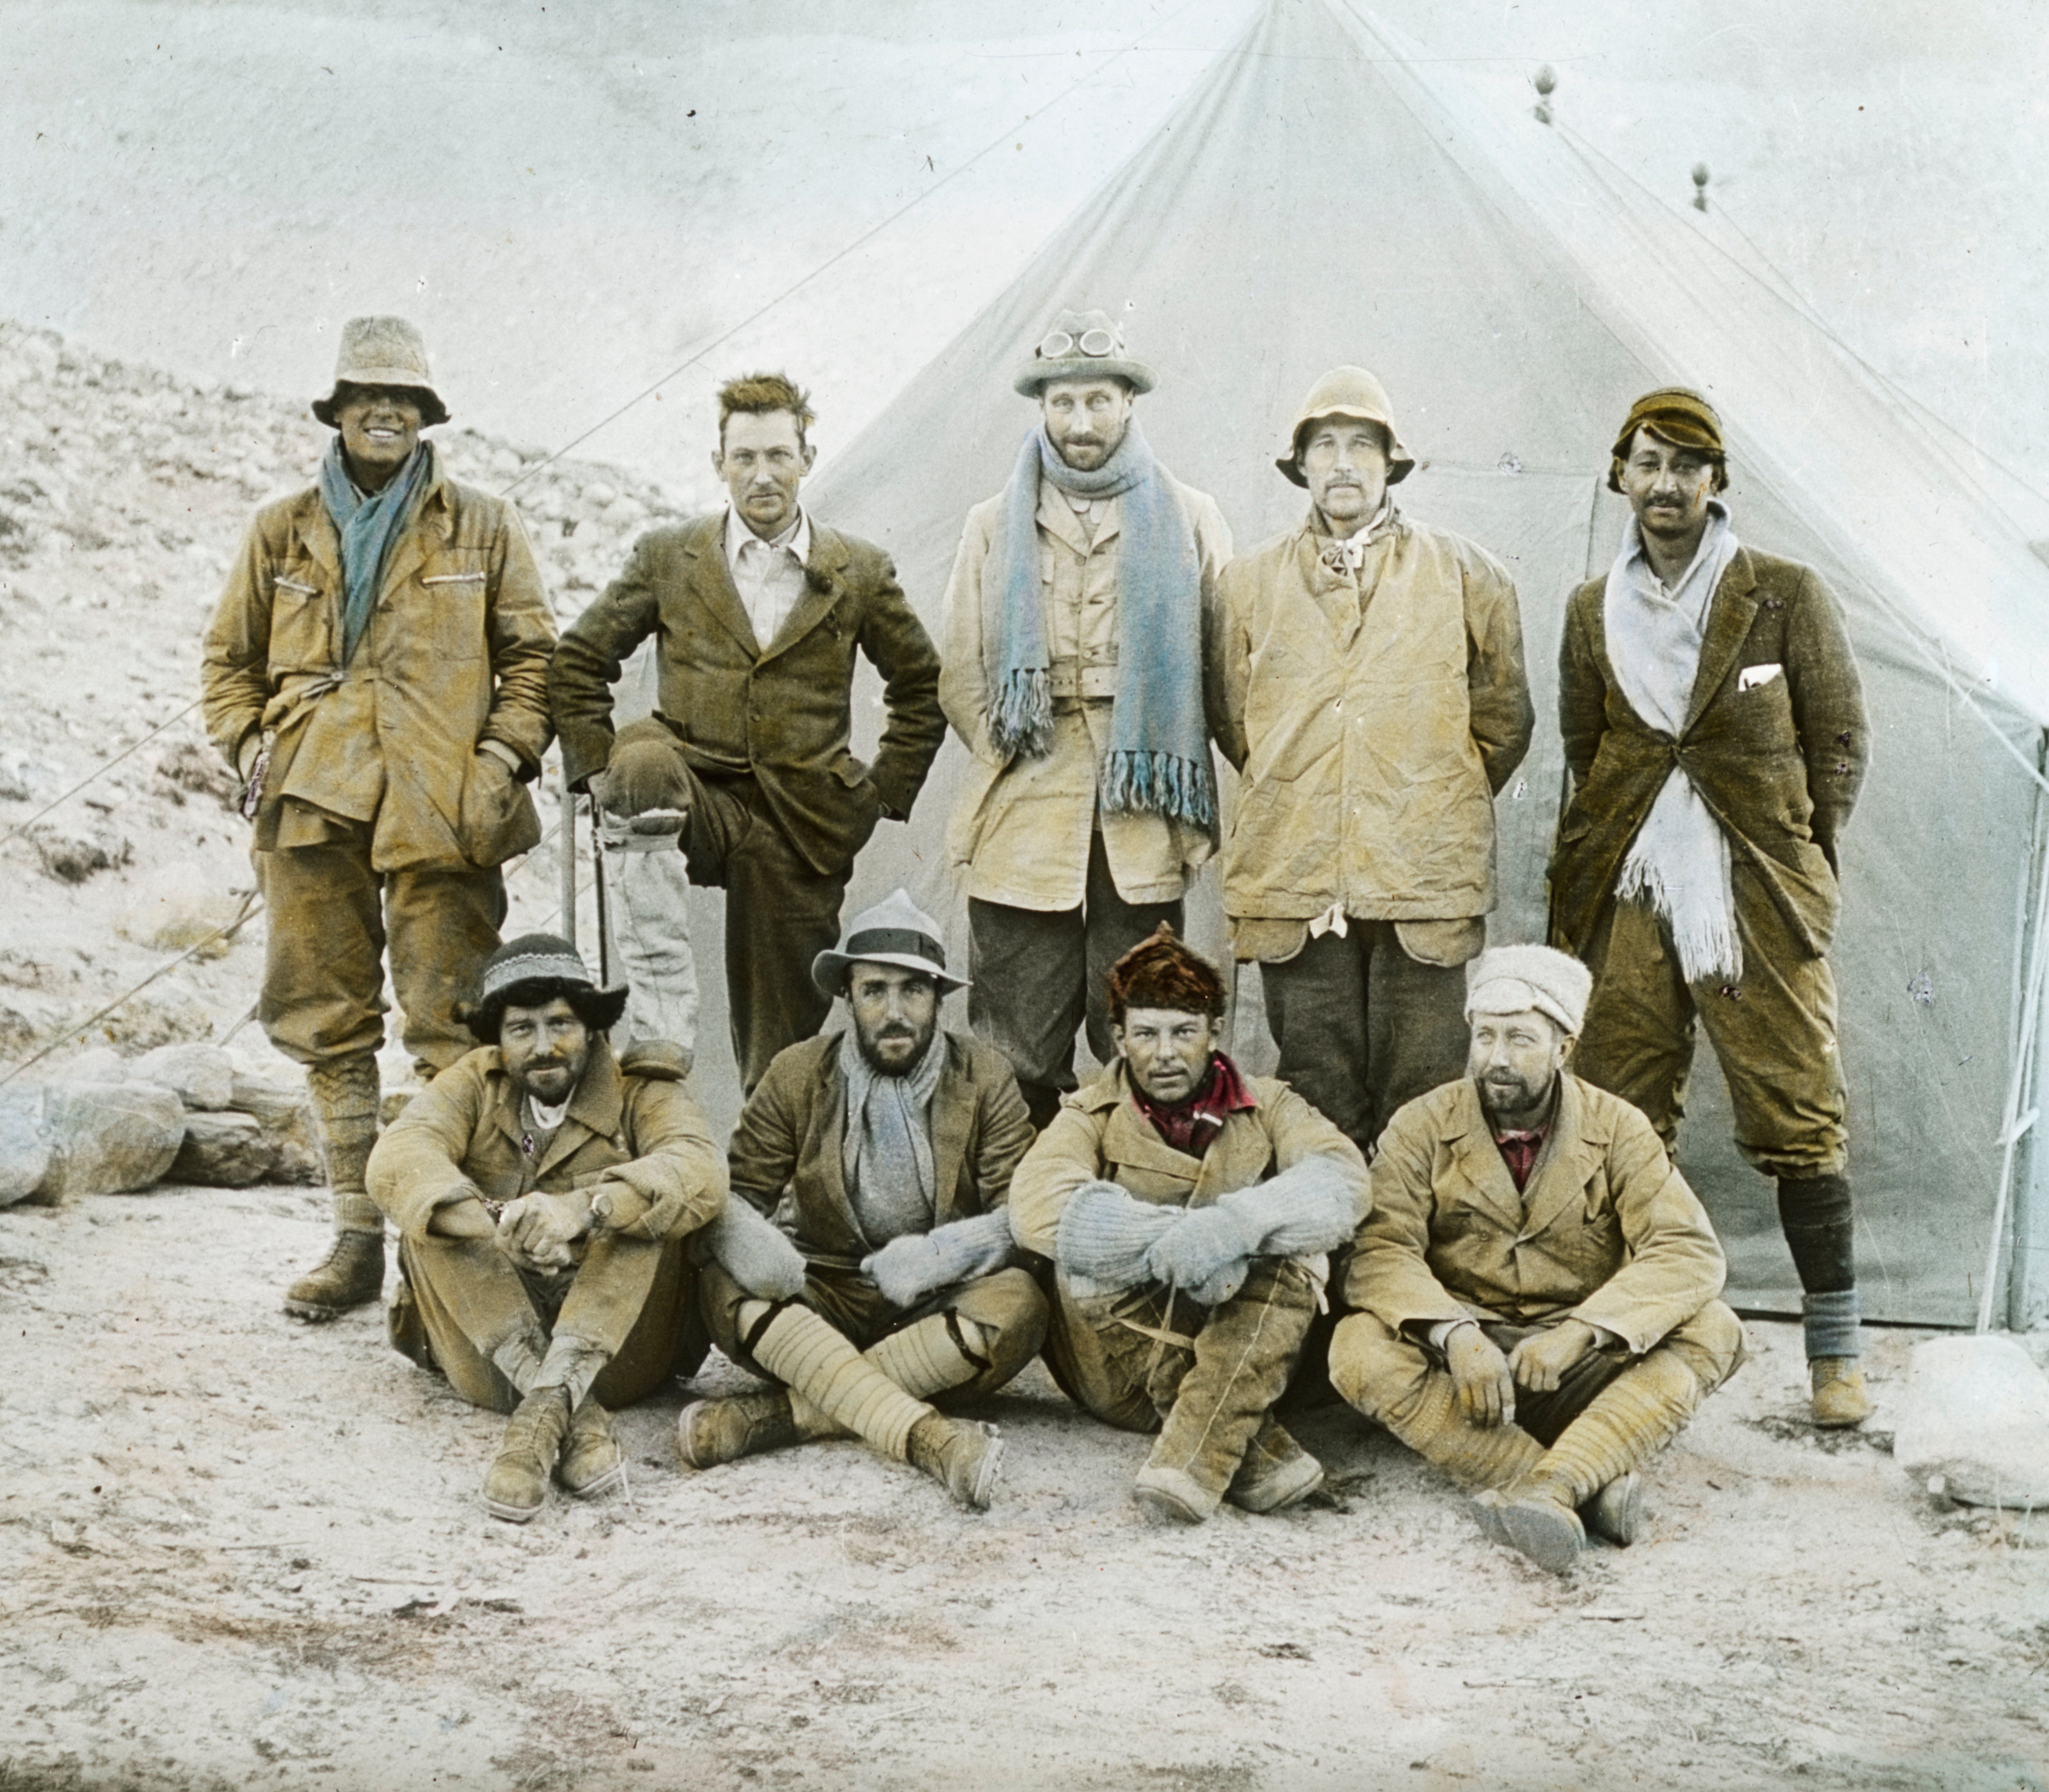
[[1894, 1335, 2049, 1510], [226, 1073, 322, 1185], [132, 1041, 235, 1110], [0, 1088, 52, 1207], [6, 1080, 185, 1202], [166, 1111, 278, 1188]]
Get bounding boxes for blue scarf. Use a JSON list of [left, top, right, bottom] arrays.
[[319, 437, 432, 664], [986, 422, 1215, 831]]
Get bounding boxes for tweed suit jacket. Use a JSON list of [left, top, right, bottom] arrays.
[[550, 511, 945, 877]]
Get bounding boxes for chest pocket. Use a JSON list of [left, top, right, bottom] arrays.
[[267, 573, 335, 674], [414, 553, 492, 660]]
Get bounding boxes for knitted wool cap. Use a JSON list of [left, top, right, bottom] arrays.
[[1606, 386, 1724, 492], [462, 933, 628, 1044], [312, 315, 450, 428], [1276, 365, 1416, 487], [1105, 923, 1226, 1025], [1464, 944, 1594, 1037]]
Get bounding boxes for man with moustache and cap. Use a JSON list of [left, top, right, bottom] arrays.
[[1330, 944, 1744, 1574], [677, 891, 1045, 1510], [1549, 388, 1870, 1426], [1215, 368, 1533, 1160], [202, 316, 556, 1323], [940, 309, 1233, 1130]]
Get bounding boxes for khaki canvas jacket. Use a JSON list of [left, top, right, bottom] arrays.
[[728, 1029, 1035, 1272], [550, 513, 945, 878], [938, 472, 1234, 909], [1007, 1061, 1367, 1261], [200, 450, 556, 873], [366, 1038, 727, 1253], [1549, 546, 1867, 961], [1215, 509, 1532, 949], [1346, 1074, 1726, 1356]]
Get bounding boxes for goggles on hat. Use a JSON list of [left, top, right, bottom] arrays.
[[1036, 325, 1123, 360]]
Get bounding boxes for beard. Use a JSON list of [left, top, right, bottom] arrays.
[[1476, 1065, 1555, 1125], [856, 1016, 936, 1076]]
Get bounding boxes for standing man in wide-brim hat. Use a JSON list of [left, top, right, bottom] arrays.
[[1549, 387, 1871, 1426], [202, 316, 557, 1322], [939, 308, 1234, 1131], [1215, 366, 1533, 1161]]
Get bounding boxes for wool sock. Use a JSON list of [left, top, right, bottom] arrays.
[[746, 1303, 933, 1463], [1801, 1287, 1862, 1363]]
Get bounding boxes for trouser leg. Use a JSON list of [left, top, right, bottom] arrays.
[[1148, 1258, 1318, 1504], [968, 896, 1087, 1131], [1573, 896, 1698, 1155], [1080, 830, 1185, 1070], [597, 813, 699, 1057], [256, 839, 388, 1066], [1363, 923, 1473, 1139], [742, 1299, 934, 1463], [396, 1234, 551, 1414], [1329, 1310, 1546, 1488], [385, 863, 507, 1076], [1040, 1274, 1175, 1433], [1261, 931, 1373, 1153], [563, 1233, 708, 1409]]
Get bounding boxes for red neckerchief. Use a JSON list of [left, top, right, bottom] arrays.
[[1132, 1052, 1256, 1157], [1493, 1125, 1550, 1193]]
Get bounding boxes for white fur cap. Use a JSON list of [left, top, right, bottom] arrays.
[[1464, 944, 1593, 1036]]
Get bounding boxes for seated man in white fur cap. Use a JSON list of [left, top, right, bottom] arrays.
[[1329, 943, 1745, 1573]]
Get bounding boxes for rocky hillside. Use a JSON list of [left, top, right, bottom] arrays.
[[0, 316, 685, 1080]]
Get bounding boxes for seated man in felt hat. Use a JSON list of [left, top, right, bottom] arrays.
[[366, 934, 726, 1522], [678, 890, 1046, 1510], [1008, 926, 1367, 1522], [1328, 944, 1746, 1574]]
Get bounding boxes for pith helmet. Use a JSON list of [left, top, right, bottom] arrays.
[[312, 315, 450, 428], [1276, 365, 1415, 487], [1013, 308, 1157, 397], [812, 889, 968, 1000]]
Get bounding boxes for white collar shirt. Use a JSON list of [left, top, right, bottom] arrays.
[[723, 502, 813, 649]]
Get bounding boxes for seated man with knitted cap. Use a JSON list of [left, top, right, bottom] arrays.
[[1329, 944, 1745, 1574], [1008, 925, 1367, 1522], [366, 934, 726, 1523], [679, 890, 1046, 1511]]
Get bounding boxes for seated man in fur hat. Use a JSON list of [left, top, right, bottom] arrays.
[[1329, 944, 1746, 1573], [677, 890, 1046, 1511], [366, 934, 727, 1522], [1008, 926, 1368, 1522]]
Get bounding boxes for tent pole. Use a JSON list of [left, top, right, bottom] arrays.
[[1979, 734, 2049, 1331]]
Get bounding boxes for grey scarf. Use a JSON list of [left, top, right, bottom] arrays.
[[839, 1027, 946, 1248]]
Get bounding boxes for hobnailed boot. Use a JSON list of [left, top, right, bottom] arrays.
[[1135, 1463, 1222, 1524], [284, 1053, 383, 1321], [677, 1389, 801, 1468], [1810, 1358, 1873, 1427], [905, 1413, 1004, 1511], [1583, 1471, 1646, 1547], [1473, 1482, 1586, 1574], [558, 1398, 626, 1498], [483, 1385, 573, 1522], [1226, 1418, 1324, 1514]]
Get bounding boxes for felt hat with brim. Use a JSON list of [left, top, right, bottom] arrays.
[[812, 889, 966, 999], [1607, 387, 1724, 493], [1013, 307, 1157, 397], [1277, 365, 1416, 487], [312, 315, 451, 428], [459, 933, 629, 1044], [1464, 944, 1593, 1037]]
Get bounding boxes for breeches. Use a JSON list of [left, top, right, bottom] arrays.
[[1574, 876, 1846, 1178], [392, 1229, 707, 1415], [700, 1258, 1046, 1405], [257, 837, 505, 1073], [968, 832, 1184, 1131], [1258, 924, 1470, 1157]]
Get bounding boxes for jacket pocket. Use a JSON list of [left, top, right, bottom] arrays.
[[455, 753, 542, 869], [834, 757, 884, 852], [266, 576, 334, 675]]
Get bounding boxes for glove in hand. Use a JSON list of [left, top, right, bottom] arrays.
[[1144, 1202, 1259, 1294], [863, 1232, 946, 1308]]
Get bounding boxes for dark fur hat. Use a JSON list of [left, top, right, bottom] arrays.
[[1105, 923, 1226, 1027]]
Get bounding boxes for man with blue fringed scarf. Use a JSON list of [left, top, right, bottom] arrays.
[[941, 309, 1233, 1131], [203, 316, 556, 1322]]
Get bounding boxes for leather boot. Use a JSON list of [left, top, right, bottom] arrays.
[[1582, 1471, 1645, 1546], [558, 1399, 626, 1498], [676, 1389, 801, 1468], [1473, 1482, 1585, 1574], [483, 1386, 573, 1522], [284, 1053, 383, 1321], [905, 1414, 1004, 1511], [1225, 1417, 1324, 1513], [1135, 1463, 1221, 1524], [1811, 1358, 1873, 1427]]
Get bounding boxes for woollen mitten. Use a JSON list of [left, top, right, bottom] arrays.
[[1056, 1180, 1177, 1293], [1144, 1201, 1263, 1296], [863, 1211, 1013, 1307], [1216, 1156, 1363, 1256], [699, 1196, 808, 1299]]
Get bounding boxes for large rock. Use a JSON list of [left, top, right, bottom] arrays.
[[6, 1081, 185, 1202], [167, 1110, 278, 1188], [1894, 1335, 2049, 1510], [225, 1072, 322, 1185], [132, 1042, 235, 1110], [0, 1088, 52, 1207]]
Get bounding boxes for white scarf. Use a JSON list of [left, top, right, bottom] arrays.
[[1602, 502, 1744, 983]]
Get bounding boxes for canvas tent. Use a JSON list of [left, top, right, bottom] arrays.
[[664, 0, 2049, 1327]]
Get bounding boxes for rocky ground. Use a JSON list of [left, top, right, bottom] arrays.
[[3, 319, 2048, 1791]]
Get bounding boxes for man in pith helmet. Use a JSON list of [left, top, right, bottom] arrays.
[[1549, 387, 1871, 1426], [201, 316, 556, 1321], [940, 308, 1234, 1130], [1216, 365, 1533, 1161]]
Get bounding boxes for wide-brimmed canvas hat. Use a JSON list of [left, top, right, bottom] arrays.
[[1276, 365, 1416, 487], [1013, 307, 1157, 397], [460, 933, 628, 1044], [812, 890, 967, 999], [312, 315, 451, 428]]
